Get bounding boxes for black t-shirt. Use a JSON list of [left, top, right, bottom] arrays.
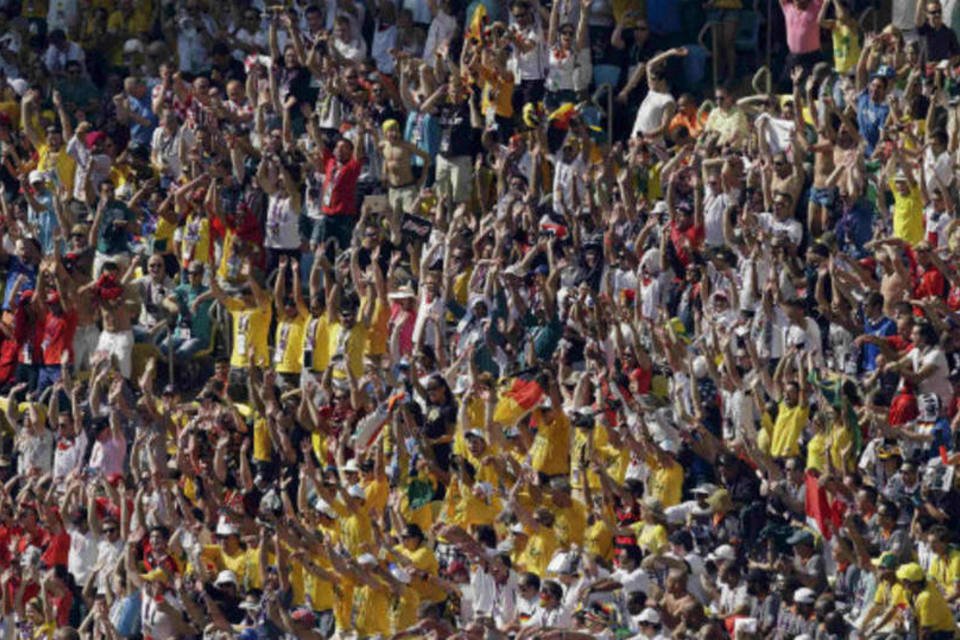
[[918, 23, 960, 61], [438, 100, 477, 158]]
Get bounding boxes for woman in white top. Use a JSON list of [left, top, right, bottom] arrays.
[[886, 320, 953, 410], [630, 47, 688, 143], [544, 0, 592, 110], [258, 154, 304, 276]]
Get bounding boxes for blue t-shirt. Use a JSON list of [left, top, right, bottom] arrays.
[[128, 94, 158, 147], [856, 90, 890, 156], [404, 111, 440, 167], [2, 256, 37, 311], [861, 314, 896, 373], [917, 417, 951, 461], [836, 198, 875, 257], [27, 190, 59, 255]]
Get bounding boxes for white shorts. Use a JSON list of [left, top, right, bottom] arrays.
[[96, 329, 134, 378]]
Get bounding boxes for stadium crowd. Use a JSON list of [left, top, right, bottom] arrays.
[[1, 0, 960, 638]]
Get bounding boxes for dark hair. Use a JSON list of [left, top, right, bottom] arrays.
[[915, 320, 939, 347], [540, 580, 563, 600]]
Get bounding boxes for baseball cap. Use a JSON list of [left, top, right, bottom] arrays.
[[636, 607, 661, 624], [794, 587, 816, 604]]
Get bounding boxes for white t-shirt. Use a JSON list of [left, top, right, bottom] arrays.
[[423, 11, 457, 61], [923, 147, 953, 194], [141, 592, 184, 640], [783, 317, 824, 366], [703, 185, 737, 247], [89, 434, 127, 477], [909, 345, 952, 407], [925, 207, 952, 248], [511, 24, 546, 81], [67, 526, 98, 586], [265, 193, 301, 250], [758, 211, 803, 247], [552, 155, 586, 214], [631, 89, 675, 139], [547, 47, 590, 92], [53, 431, 88, 481]]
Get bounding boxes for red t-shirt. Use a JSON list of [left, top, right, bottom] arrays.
[[914, 267, 946, 300], [41, 309, 78, 366], [669, 221, 704, 268], [40, 530, 71, 568], [320, 151, 361, 217]]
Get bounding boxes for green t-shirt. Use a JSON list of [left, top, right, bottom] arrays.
[[96, 200, 135, 255]]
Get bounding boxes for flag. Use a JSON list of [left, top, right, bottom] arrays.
[[467, 3, 488, 42], [548, 102, 577, 130], [354, 392, 406, 453], [493, 371, 544, 425], [804, 470, 841, 540]]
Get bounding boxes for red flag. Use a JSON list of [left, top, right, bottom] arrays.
[[804, 470, 840, 540]]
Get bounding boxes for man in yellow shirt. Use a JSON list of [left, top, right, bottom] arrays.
[[885, 160, 924, 246], [527, 383, 570, 481], [20, 89, 77, 195], [927, 525, 960, 603], [897, 562, 957, 639], [208, 272, 272, 399], [770, 360, 810, 458], [388, 524, 447, 605], [272, 255, 309, 388]]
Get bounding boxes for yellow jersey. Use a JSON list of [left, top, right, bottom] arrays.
[[530, 409, 570, 477], [273, 309, 308, 375], [225, 300, 272, 369], [770, 401, 809, 458]]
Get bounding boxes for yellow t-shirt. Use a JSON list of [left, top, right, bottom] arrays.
[[154, 215, 177, 254], [831, 22, 861, 75], [584, 517, 614, 562], [647, 456, 683, 507], [448, 490, 500, 529], [393, 544, 446, 604], [806, 422, 852, 473], [391, 585, 420, 633], [530, 410, 571, 477], [364, 296, 389, 357], [771, 401, 809, 458], [364, 476, 390, 515], [890, 181, 924, 246], [479, 67, 515, 119], [302, 554, 336, 611], [225, 300, 272, 369], [928, 550, 960, 596], [552, 500, 588, 548], [35, 143, 76, 195], [327, 320, 368, 379], [179, 212, 212, 267], [303, 314, 330, 373], [274, 309, 308, 375], [517, 526, 559, 577], [353, 579, 392, 636], [874, 579, 907, 607], [632, 522, 668, 554], [202, 545, 254, 586], [330, 500, 374, 556], [912, 582, 956, 632]]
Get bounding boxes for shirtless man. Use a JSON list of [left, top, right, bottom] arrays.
[[53, 223, 99, 373], [379, 119, 430, 220], [83, 262, 137, 379]]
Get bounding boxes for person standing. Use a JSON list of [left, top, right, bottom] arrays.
[[779, 0, 824, 88]]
